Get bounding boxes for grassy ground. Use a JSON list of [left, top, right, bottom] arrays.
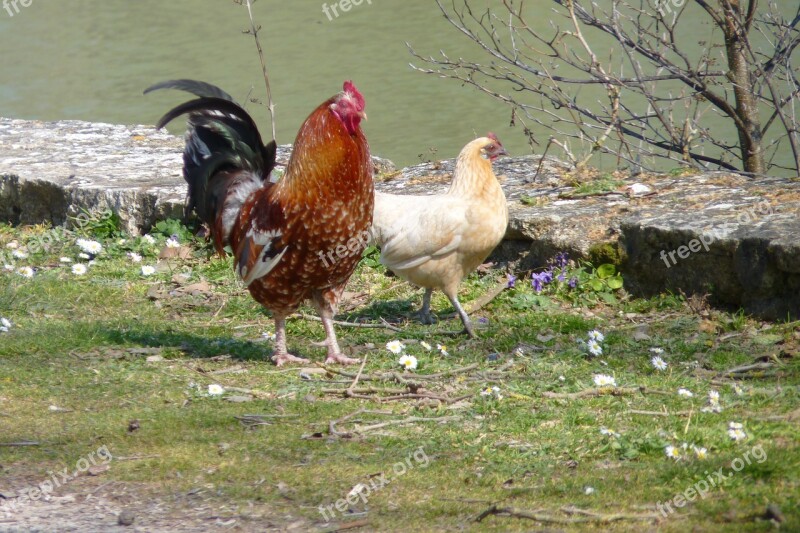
[[0, 221, 798, 532]]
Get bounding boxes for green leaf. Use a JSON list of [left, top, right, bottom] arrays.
[[596, 264, 616, 279], [607, 276, 624, 290], [590, 279, 604, 291], [599, 292, 618, 305]]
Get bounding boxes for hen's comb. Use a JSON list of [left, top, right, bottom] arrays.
[[343, 80, 366, 111], [487, 132, 501, 143]]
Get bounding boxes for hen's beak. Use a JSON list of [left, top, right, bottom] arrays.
[[359, 111, 368, 121]]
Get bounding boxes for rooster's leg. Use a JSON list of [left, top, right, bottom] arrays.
[[312, 289, 360, 365], [271, 315, 310, 366], [447, 294, 476, 339], [418, 288, 434, 325]]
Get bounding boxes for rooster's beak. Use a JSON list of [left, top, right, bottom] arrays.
[[359, 111, 368, 121]]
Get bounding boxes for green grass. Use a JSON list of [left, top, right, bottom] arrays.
[[1, 223, 798, 531]]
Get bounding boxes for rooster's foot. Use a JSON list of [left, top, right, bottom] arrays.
[[272, 352, 311, 366], [325, 353, 361, 365]]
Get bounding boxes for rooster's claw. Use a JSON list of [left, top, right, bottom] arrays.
[[272, 353, 311, 366], [325, 353, 361, 365]]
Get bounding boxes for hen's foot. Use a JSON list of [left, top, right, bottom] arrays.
[[417, 310, 435, 325], [325, 353, 361, 365], [272, 352, 311, 367]]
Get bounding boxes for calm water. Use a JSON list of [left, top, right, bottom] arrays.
[[0, 1, 793, 171]]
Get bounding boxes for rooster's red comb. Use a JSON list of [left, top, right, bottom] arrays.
[[343, 81, 365, 111], [487, 132, 500, 143]]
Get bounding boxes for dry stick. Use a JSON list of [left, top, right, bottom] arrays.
[[322, 519, 371, 533], [625, 409, 693, 417], [441, 279, 509, 319], [718, 362, 776, 377], [356, 415, 460, 433], [542, 386, 670, 400], [327, 408, 393, 438], [348, 353, 369, 394], [0, 441, 40, 447], [241, 0, 276, 141], [293, 313, 402, 333], [475, 504, 659, 524]]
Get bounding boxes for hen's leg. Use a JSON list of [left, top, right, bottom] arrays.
[[447, 293, 476, 339], [271, 314, 310, 366], [312, 289, 360, 365], [418, 288, 434, 325]]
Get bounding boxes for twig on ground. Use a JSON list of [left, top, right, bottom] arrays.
[[0, 441, 40, 447], [440, 279, 509, 320], [235, 413, 300, 428], [292, 313, 402, 332], [625, 409, 693, 417], [113, 455, 161, 461], [356, 415, 460, 433], [718, 361, 777, 378], [348, 353, 368, 394], [542, 386, 669, 400], [475, 504, 660, 524], [321, 519, 371, 533]]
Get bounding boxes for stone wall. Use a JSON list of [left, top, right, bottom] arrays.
[[1, 117, 798, 319]]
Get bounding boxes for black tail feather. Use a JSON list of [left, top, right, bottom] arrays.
[[144, 79, 235, 102], [145, 79, 277, 244]]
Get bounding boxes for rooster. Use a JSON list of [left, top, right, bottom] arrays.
[[145, 79, 373, 365], [371, 135, 508, 337]]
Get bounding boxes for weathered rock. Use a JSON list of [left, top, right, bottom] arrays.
[[0, 117, 394, 235], [1, 117, 798, 319]]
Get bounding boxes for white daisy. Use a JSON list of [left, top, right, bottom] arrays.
[[76, 238, 102, 255], [587, 339, 603, 357], [732, 384, 744, 396], [262, 331, 276, 341], [728, 421, 746, 441], [593, 374, 616, 387], [78, 252, 90, 260], [3, 264, 14, 272], [558, 375, 566, 382], [71, 264, 88, 276], [708, 390, 720, 403], [693, 446, 708, 460], [165, 237, 180, 248], [665, 445, 681, 460], [5, 241, 18, 249], [141, 265, 156, 276], [649, 347, 664, 355], [142, 234, 156, 245], [678, 388, 694, 398], [17, 266, 34, 278], [651, 356, 667, 371], [419, 341, 432, 351], [11, 250, 28, 259], [128, 252, 142, 263], [480, 385, 502, 399], [398, 354, 418, 371], [588, 330, 605, 342], [600, 427, 620, 438], [436, 343, 449, 356], [584, 486, 595, 495], [386, 340, 405, 354], [207, 384, 225, 396], [1, 318, 11, 329], [59, 257, 73, 263]]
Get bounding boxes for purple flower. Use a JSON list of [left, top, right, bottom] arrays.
[[554, 252, 569, 268], [478, 317, 489, 324], [507, 274, 517, 288], [557, 270, 566, 282], [531, 270, 553, 292], [568, 276, 578, 288]]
